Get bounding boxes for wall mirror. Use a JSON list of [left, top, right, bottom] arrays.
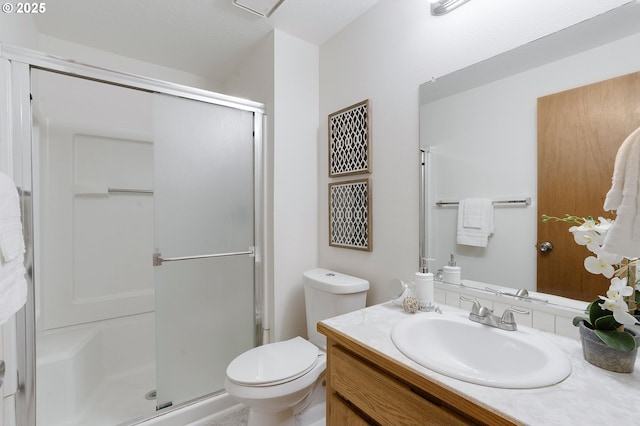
[[419, 1, 640, 303]]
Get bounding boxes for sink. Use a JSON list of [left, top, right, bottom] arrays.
[[391, 311, 571, 388]]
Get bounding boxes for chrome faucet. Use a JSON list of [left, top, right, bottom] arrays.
[[461, 296, 529, 331]]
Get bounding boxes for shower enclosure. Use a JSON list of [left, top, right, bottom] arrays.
[[1, 45, 265, 425]]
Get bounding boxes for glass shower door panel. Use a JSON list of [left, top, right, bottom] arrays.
[[153, 93, 255, 409]]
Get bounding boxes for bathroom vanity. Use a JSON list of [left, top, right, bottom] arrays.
[[318, 302, 640, 426]]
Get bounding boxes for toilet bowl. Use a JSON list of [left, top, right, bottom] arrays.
[[225, 268, 369, 426], [225, 337, 326, 426]]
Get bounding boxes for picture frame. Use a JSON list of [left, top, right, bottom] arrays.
[[328, 178, 371, 251], [328, 99, 370, 177]]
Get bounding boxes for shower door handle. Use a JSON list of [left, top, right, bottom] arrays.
[[0, 360, 5, 389], [153, 247, 255, 266]]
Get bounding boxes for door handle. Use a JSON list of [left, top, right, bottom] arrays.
[[539, 241, 553, 252], [0, 360, 5, 388]]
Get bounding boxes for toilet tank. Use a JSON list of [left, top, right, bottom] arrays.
[[303, 268, 369, 349]]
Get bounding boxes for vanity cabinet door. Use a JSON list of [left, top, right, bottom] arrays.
[[328, 345, 471, 426]]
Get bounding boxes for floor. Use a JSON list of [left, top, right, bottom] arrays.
[[203, 407, 249, 426]]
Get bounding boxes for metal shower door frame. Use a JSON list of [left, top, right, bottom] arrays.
[[0, 43, 266, 426]]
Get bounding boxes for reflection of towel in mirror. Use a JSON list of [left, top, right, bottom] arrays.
[[602, 126, 640, 258], [0, 171, 27, 325], [457, 198, 494, 247]]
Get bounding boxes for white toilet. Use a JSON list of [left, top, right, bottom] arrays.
[[225, 268, 369, 426]]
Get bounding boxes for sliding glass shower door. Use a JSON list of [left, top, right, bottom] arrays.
[[153, 94, 257, 409], [26, 64, 261, 425]]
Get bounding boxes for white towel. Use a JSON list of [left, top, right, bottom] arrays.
[[0, 171, 27, 325], [457, 198, 494, 247], [602, 126, 640, 258]]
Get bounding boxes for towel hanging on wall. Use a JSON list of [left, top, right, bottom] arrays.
[[456, 198, 494, 247], [0, 171, 27, 325]]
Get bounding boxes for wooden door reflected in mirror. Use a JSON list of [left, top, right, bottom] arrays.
[[537, 71, 640, 301]]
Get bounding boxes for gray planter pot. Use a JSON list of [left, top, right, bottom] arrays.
[[578, 321, 639, 373]]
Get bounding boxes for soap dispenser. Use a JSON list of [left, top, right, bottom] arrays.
[[443, 253, 461, 285], [415, 258, 435, 309]]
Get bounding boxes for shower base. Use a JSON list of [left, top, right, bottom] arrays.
[[36, 313, 156, 425]]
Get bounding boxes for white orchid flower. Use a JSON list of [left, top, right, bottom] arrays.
[[570, 217, 612, 248], [594, 217, 614, 233], [584, 256, 615, 278], [598, 296, 637, 326], [597, 249, 623, 266], [572, 218, 597, 231], [597, 278, 637, 326], [607, 276, 634, 298], [570, 227, 595, 246]]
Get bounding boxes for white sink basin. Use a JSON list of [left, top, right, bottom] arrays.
[[391, 311, 571, 389]]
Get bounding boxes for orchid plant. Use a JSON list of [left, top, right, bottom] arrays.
[[541, 214, 640, 352]]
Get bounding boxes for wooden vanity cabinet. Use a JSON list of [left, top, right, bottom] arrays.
[[318, 323, 520, 426]]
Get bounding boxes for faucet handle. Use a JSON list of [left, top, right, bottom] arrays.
[[500, 307, 530, 325], [460, 295, 481, 315], [477, 306, 493, 317]]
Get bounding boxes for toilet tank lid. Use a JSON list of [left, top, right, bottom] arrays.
[[303, 268, 369, 294]]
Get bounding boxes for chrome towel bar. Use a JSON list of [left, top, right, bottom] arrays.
[[108, 187, 154, 195], [435, 197, 531, 207]]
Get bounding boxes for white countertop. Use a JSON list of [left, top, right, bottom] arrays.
[[320, 302, 640, 426]]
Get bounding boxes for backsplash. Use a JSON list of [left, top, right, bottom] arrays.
[[434, 279, 589, 339]]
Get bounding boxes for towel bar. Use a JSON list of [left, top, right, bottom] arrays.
[[435, 197, 531, 207], [153, 247, 255, 266], [108, 187, 154, 195]]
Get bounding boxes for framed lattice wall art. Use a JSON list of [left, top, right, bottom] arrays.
[[328, 99, 370, 177], [329, 178, 371, 251]]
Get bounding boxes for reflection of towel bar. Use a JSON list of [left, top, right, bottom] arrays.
[[436, 197, 531, 207], [153, 247, 255, 266], [108, 187, 154, 195]]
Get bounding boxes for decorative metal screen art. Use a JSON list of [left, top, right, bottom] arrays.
[[328, 99, 370, 177], [329, 179, 371, 251]]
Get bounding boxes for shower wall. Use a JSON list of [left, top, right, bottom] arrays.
[[33, 70, 155, 331]]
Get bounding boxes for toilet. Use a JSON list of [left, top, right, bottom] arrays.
[[225, 268, 369, 426]]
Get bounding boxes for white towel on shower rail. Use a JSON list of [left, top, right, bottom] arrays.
[[457, 198, 494, 247], [0, 171, 27, 325]]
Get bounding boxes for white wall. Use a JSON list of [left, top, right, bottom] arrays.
[[271, 31, 319, 341], [0, 12, 38, 48], [318, 0, 631, 305]]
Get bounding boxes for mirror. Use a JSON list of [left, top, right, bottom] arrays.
[[419, 2, 640, 299]]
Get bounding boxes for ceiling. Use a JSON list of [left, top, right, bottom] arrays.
[[33, 0, 383, 79]]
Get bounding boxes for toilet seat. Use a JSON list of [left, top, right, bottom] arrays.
[[227, 336, 319, 387]]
